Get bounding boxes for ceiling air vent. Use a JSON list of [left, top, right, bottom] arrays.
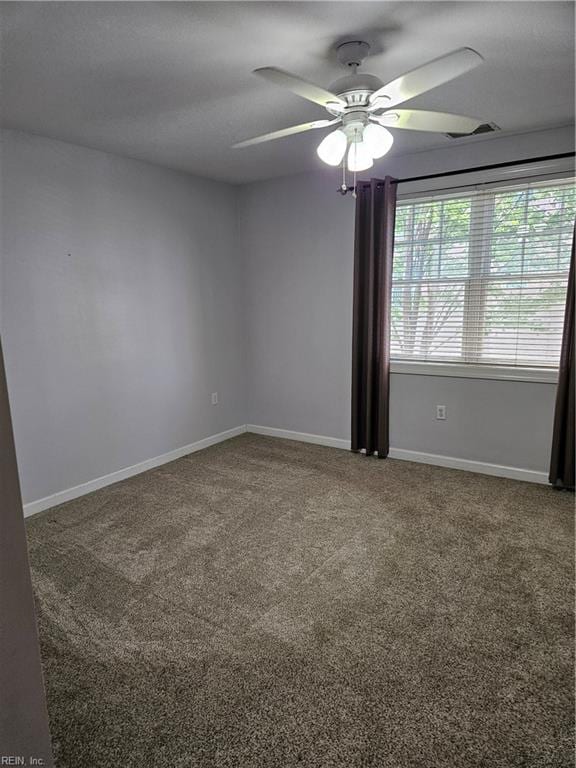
[[445, 122, 500, 139]]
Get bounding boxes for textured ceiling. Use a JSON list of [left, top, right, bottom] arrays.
[[1, 1, 574, 183]]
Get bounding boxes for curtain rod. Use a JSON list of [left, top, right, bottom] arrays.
[[342, 152, 575, 194], [395, 151, 574, 185]]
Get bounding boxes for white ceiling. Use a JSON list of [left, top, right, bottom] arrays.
[[1, 2, 574, 184]]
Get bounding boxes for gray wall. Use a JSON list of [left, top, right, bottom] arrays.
[[240, 125, 574, 472], [1, 130, 247, 504], [1, 124, 573, 507], [388, 375, 555, 468]]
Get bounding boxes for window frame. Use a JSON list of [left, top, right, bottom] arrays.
[[389, 360, 558, 383], [391, 158, 575, 383]]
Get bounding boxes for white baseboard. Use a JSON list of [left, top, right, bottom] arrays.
[[23, 421, 548, 518], [246, 424, 548, 485], [23, 425, 247, 518], [247, 424, 350, 451], [387, 447, 548, 484]]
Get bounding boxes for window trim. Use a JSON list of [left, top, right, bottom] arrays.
[[390, 360, 558, 384], [396, 157, 575, 200], [391, 164, 574, 377]]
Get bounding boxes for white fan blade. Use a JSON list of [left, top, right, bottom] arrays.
[[374, 109, 484, 134], [233, 119, 340, 149], [369, 48, 483, 108], [254, 67, 347, 109]]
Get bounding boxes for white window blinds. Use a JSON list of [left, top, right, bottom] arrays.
[[391, 177, 575, 368]]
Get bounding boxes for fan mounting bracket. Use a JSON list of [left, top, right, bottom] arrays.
[[336, 41, 371, 69]]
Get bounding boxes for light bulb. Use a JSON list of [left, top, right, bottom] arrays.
[[316, 129, 347, 166], [347, 140, 373, 172], [363, 123, 394, 159]]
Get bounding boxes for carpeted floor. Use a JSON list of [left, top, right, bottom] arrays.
[[26, 433, 574, 767]]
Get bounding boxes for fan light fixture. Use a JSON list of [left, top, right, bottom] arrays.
[[316, 129, 347, 166], [317, 123, 394, 171], [362, 124, 394, 159], [347, 136, 373, 172]]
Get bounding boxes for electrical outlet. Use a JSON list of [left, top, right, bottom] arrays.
[[211, 392, 218, 405], [436, 405, 446, 420]]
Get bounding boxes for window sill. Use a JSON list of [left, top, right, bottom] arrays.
[[390, 361, 558, 383]]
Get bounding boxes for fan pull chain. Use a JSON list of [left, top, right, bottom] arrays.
[[338, 152, 350, 196], [351, 129, 359, 198]]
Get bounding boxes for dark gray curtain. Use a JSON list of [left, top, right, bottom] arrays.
[[351, 177, 397, 457], [549, 224, 575, 490]]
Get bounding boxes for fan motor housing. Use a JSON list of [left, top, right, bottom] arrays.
[[329, 73, 383, 99], [326, 41, 384, 116], [326, 73, 384, 116]]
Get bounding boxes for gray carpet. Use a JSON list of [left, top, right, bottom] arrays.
[[26, 433, 574, 767]]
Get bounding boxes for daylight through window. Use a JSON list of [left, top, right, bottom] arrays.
[[391, 177, 576, 368]]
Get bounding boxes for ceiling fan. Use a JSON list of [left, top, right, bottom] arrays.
[[233, 41, 485, 172]]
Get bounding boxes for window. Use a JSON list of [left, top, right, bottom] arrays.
[[391, 177, 575, 370]]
